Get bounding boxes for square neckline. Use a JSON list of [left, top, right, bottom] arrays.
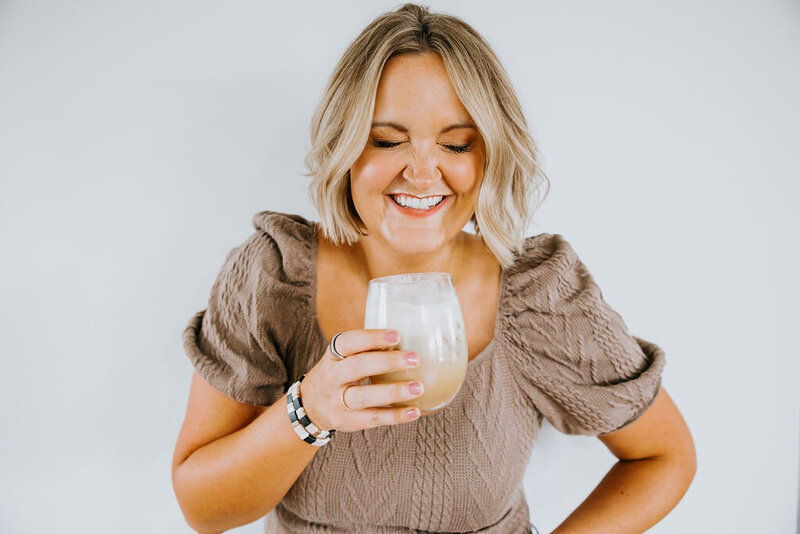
[[308, 224, 508, 368]]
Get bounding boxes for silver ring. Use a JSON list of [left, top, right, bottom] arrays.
[[329, 331, 346, 360]]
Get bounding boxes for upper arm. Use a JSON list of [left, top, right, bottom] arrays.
[[598, 387, 696, 470], [172, 370, 267, 473]]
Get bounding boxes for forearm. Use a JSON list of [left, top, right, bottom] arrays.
[[551, 455, 695, 534], [173, 395, 319, 533]]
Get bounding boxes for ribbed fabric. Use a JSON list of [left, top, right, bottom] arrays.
[[182, 210, 666, 533]]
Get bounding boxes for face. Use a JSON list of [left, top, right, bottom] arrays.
[[349, 51, 485, 256]]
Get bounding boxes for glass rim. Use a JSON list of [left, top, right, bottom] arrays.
[[367, 271, 452, 286]]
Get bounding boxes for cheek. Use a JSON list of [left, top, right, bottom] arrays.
[[350, 153, 397, 222], [350, 157, 396, 206], [448, 156, 483, 194], [351, 153, 398, 191]]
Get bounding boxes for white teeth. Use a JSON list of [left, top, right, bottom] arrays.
[[392, 195, 444, 210]]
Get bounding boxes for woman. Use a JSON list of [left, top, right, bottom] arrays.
[[172, 4, 696, 533]]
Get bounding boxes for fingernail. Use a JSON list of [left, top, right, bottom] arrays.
[[406, 408, 419, 419], [386, 331, 399, 343], [409, 382, 423, 395], [405, 352, 418, 366]]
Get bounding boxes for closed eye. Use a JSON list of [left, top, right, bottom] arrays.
[[442, 144, 472, 154], [371, 140, 402, 149]]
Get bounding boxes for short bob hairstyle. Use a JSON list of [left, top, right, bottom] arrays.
[[305, 3, 549, 268]]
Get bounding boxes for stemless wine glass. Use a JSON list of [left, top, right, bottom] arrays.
[[364, 272, 468, 415]]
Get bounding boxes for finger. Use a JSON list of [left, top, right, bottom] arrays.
[[355, 406, 421, 430], [329, 329, 400, 359], [339, 349, 419, 381], [343, 380, 424, 411]]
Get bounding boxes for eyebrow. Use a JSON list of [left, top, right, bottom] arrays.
[[370, 121, 477, 134]]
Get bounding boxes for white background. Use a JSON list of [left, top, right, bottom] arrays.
[[0, 1, 798, 533]]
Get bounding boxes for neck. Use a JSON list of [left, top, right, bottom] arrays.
[[354, 233, 469, 284]]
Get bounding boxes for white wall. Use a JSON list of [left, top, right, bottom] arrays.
[[1, 1, 797, 532]]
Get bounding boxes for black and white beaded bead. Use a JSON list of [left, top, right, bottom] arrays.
[[286, 374, 335, 447]]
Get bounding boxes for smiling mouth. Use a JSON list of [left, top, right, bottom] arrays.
[[388, 194, 448, 210]]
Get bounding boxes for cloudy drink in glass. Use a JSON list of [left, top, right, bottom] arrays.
[[364, 272, 468, 414]]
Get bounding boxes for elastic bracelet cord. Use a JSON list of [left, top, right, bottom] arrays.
[[286, 374, 335, 447]]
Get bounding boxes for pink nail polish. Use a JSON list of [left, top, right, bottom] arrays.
[[386, 331, 399, 343]]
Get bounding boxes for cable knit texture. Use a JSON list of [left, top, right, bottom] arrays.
[[183, 210, 666, 533]]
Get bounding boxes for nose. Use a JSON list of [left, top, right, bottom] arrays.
[[402, 146, 442, 186]]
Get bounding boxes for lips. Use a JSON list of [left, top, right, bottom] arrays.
[[389, 194, 447, 210], [386, 194, 451, 217]]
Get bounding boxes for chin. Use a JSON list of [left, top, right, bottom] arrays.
[[385, 231, 445, 256]]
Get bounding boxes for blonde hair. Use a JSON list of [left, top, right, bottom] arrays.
[[304, 3, 549, 268]]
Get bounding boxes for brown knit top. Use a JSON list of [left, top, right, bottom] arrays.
[[182, 210, 666, 533]]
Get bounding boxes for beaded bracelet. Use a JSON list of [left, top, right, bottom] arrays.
[[286, 374, 335, 447]]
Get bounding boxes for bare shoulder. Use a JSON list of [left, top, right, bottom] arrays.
[[172, 370, 266, 471]]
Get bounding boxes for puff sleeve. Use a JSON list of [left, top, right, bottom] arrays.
[[504, 234, 666, 436], [182, 230, 290, 406]]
